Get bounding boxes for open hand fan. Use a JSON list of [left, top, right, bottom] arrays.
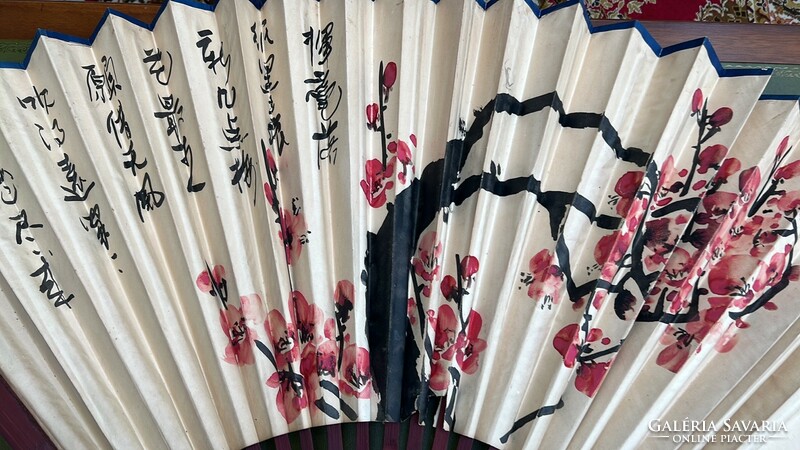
[[0, 0, 798, 449]]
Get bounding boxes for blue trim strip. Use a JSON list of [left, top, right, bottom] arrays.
[[760, 94, 800, 101], [0, 0, 778, 83]]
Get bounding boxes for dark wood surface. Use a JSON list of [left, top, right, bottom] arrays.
[[0, 1, 798, 64]]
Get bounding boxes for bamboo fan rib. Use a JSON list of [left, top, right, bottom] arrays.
[[0, 0, 798, 449]]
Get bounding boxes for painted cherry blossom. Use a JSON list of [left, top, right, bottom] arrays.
[[339, 344, 372, 399], [279, 208, 308, 265], [360, 158, 395, 208]]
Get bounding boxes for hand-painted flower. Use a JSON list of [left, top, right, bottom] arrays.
[[360, 158, 395, 208], [613, 171, 644, 216], [775, 159, 800, 180], [440, 275, 458, 300], [412, 231, 442, 297], [197, 265, 225, 294], [575, 361, 610, 397], [697, 144, 727, 174], [334, 280, 355, 310], [365, 103, 379, 129], [265, 310, 299, 367], [429, 304, 458, 362], [291, 291, 323, 344], [703, 192, 738, 218], [754, 251, 788, 292], [316, 340, 338, 377], [662, 248, 692, 287], [266, 370, 308, 424], [383, 62, 397, 89], [219, 302, 258, 365], [710, 158, 742, 189], [553, 323, 580, 368], [708, 254, 762, 297], [454, 310, 487, 374], [526, 249, 563, 302], [708, 107, 733, 127], [460, 255, 480, 279], [692, 89, 703, 114], [656, 340, 691, 373], [339, 344, 372, 399], [279, 208, 307, 265]]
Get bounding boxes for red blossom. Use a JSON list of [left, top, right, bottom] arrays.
[[197, 265, 225, 293], [553, 323, 580, 368], [703, 192, 738, 217], [291, 291, 323, 344], [775, 160, 800, 180], [316, 340, 339, 377], [460, 255, 480, 279], [656, 340, 691, 373], [412, 231, 442, 297], [575, 361, 611, 397], [279, 208, 307, 265], [300, 343, 319, 392], [697, 144, 727, 174], [454, 310, 487, 374], [662, 248, 692, 287], [711, 158, 742, 188], [407, 298, 417, 326], [334, 280, 355, 309], [776, 135, 791, 158], [396, 139, 413, 165], [772, 190, 800, 212], [692, 89, 703, 114], [339, 344, 372, 399], [526, 249, 563, 302], [265, 310, 299, 367], [219, 296, 263, 366], [266, 370, 308, 424], [360, 158, 395, 208], [429, 304, 458, 362], [708, 107, 733, 127], [613, 171, 644, 216], [365, 103, 379, 128], [708, 254, 762, 297], [440, 275, 458, 300], [383, 62, 397, 89], [754, 251, 788, 291]]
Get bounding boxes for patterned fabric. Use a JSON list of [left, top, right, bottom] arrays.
[[538, 0, 800, 23]]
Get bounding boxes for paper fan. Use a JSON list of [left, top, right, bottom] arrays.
[[0, 0, 798, 448]]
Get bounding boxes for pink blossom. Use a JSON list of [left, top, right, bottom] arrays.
[[360, 158, 395, 208], [339, 344, 372, 399], [197, 265, 225, 294], [265, 310, 299, 367], [574, 361, 610, 397], [219, 300, 259, 366], [291, 291, 323, 344], [383, 62, 397, 89], [708, 107, 733, 127], [691, 89, 703, 114], [365, 103, 379, 129], [279, 208, 307, 265], [454, 310, 487, 374]]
